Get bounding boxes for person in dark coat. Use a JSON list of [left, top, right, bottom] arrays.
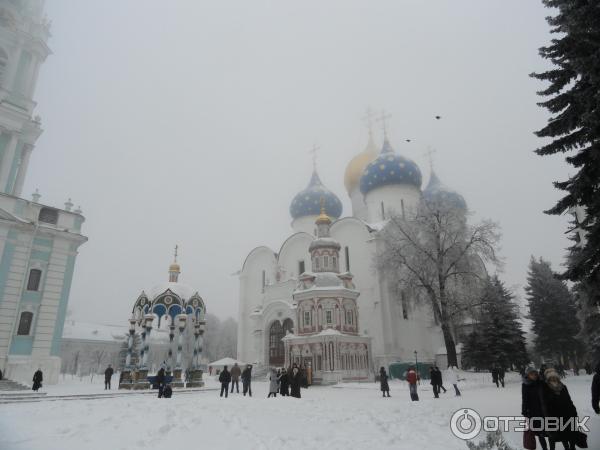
[[498, 367, 505, 388], [163, 383, 173, 398], [156, 367, 166, 398], [219, 365, 231, 398], [104, 364, 114, 390], [430, 366, 440, 398], [32, 369, 43, 391], [584, 361, 592, 375], [379, 367, 390, 397], [521, 366, 549, 450], [230, 363, 241, 394], [540, 368, 578, 450], [279, 368, 289, 396], [539, 363, 548, 382], [491, 367, 499, 388], [0, 368, 3, 380], [435, 366, 447, 393], [241, 364, 252, 397], [592, 363, 599, 414], [289, 366, 302, 398]]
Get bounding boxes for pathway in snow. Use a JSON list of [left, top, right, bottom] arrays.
[[0, 375, 598, 450]]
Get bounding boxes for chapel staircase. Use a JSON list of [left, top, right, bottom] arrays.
[[0, 378, 29, 391], [0, 378, 47, 403]]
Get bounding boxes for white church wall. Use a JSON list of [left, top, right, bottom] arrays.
[[330, 218, 384, 367], [364, 184, 421, 223], [237, 246, 276, 363], [349, 187, 368, 221], [277, 232, 312, 281], [290, 215, 318, 235]]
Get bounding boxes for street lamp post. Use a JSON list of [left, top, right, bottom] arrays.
[[414, 350, 419, 385]]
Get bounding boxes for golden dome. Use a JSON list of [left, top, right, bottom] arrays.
[[344, 132, 378, 193], [169, 263, 180, 272]]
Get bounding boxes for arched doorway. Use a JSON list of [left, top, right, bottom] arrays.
[[269, 321, 285, 366], [268, 319, 294, 366]]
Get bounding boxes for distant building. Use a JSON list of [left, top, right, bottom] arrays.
[[0, 0, 88, 384], [60, 321, 125, 376]]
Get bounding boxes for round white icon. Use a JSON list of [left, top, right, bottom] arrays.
[[450, 408, 482, 440]]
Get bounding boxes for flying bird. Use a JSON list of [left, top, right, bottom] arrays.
[[405, 139, 412, 143], [435, 115, 442, 120]]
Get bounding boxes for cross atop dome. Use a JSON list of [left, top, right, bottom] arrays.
[[169, 245, 181, 282], [376, 109, 392, 141]]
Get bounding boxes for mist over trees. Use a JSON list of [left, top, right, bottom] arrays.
[[461, 276, 528, 370], [377, 196, 500, 367], [525, 257, 581, 364]]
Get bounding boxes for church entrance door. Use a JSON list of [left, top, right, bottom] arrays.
[[269, 319, 294, 366]]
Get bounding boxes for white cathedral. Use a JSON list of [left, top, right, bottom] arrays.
[[237, 126, 468, 378]]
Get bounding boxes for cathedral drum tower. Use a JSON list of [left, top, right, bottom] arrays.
[[283, 203, 371, 384], [0, 0, 88, 384]]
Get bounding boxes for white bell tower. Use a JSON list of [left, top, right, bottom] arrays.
[[0, 0, 50, 197]]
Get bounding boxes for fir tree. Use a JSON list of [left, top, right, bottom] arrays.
[[525, 257, 581, 363], [532, 1, 600, 285], [461, 277, 528, 370]]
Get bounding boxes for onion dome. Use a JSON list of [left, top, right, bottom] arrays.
[[359, 138, 422, 195], [423, 170, 467, 210], [290, 170, 342, 220], [344, 131, 378, 194]]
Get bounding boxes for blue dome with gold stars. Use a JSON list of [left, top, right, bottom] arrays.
[[290, 171, 343, 220], [423, 170, 467, 210], [359, 139, 422, 194]]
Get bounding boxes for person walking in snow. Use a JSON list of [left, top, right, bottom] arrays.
[[521, 366, 549, 450], [104, 364, 114, 390], [290, 366, 302, 398], [230, 363, 241, 394], [241, 364, 252, 397], [406, 366, 419, 401], [498, 366, 505, 388], [430, 366, 440, 398], [445, 366, 461, 396], [592, 363, 599, 415], [379, 367, 390, 397], [163, 383, 173, 398], [32, 368, 43, 391], [156, 367, 166, 398], [491, 366, 500, 388], [540, 368, 580, 450], [219, 365, 231, 398], [268, 368, 279, 398], [279, 368, 289, 396], [434, 366, 447, 394]]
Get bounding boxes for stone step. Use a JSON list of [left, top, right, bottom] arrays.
[[0, 379, 30, 391]]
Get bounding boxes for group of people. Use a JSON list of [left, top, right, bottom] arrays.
[[218, 363, 254, 397], [521, 364, 597, 450], [379, 365, 461, 401], [267, 366, 303, 398], [217, 363, 306, 399], [491, 366, 506, 388]]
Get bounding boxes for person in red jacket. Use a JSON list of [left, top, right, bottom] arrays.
[[406, 367, 419, 401]]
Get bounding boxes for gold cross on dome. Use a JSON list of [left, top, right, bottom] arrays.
[[309, 143, 320, 170], [377, 109, 392, 139], [362, 107, 376, 134], [174, 244, 178, 263], [424, 146, 437, 170]]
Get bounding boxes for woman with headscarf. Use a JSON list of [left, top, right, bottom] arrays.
[[521, 366, 548, 450], [290, 365, 302, 398], [268, 368, 279, 398], [540, 368, 578, 450], [379, 367, 390, 397]]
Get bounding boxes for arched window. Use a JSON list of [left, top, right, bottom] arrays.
[[0, 48, 8, 86], [269, 321, 285, 366], [17, 311, 33, 335], [38, 207, 59, 224], [27, 269, 42, 291], [282, 318, 294, 335]]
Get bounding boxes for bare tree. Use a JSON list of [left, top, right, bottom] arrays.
[[88, 349, 107, 382], [377, 198, 501, 367]]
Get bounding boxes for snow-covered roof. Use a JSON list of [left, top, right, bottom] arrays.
[[208, 357, 246, 367], [62, 321, 126, 342], [148, 281, 196, 301]]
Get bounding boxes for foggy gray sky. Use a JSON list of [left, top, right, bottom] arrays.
[[27, 0, 568, 324]]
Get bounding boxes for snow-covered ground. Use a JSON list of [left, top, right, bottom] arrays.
[[1, 372, 598, 450]]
